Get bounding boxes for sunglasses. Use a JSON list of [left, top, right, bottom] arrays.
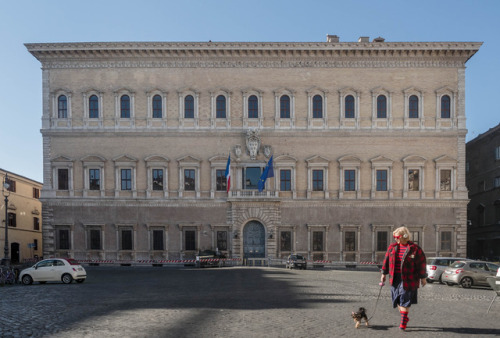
[[393, 235, 402, 239]]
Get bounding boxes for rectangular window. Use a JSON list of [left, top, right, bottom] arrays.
[[440, 231, 452, 251], [477, 181, 485, 192], [8, 213, 16, 227], [440, 170, 451, 191], [312, 231, 324, 251], [121, 169, 132, 191], [184, 169, 195, 191], [376, 170, 387, 191], [280, 231, 292, 251], [345, 231, 355, 251], [5, 177, 16, 192], [33, 187, 40, 199], [58, 168, 69, 190], [345, 170, 356, 191], [33, 217, 40, 231], [121, 230, 133, 250], [496, 146, 500, 160], [411, 231, 420, 245], [243, 167, 261, 190], [376, 231, 388, 251], [90, 229, 101, 250], [153, 230, 164, 250], [408, 169, 419, 191], [217, 231, 227, 251], [216, 169, 227, 191], [33, 239, 38, 251], [89, 169, 100, 190], [312, 170, 324, 191], [57, 229, 70, 250], [185, 230, 196, 251], [280, 169, 291, 191], [494, 176, 500, 188], [152, 169, 163, 191]]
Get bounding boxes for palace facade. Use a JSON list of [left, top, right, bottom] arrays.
[[26, 36, 481, 262]]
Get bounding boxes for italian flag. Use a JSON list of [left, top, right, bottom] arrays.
[[225, 155, 231, 193]]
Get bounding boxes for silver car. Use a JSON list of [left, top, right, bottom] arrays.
[[426, 257, 469, 284], [442, 260, 499, 288]]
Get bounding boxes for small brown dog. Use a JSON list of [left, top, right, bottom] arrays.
[[351, 307, 369, 328]]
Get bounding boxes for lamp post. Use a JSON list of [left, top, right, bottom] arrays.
[[2, 173, 10, 266]]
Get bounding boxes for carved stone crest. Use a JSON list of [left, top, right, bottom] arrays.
[[246, 129, 260, 160], [263, 145, 272, 158]]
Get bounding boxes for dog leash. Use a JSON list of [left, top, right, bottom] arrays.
[[367, 282, 384, 322]]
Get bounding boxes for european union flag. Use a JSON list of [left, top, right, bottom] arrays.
[[258, 156, 274, 192]]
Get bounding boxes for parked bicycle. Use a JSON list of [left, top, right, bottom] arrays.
[[0, 266, 17, 285]]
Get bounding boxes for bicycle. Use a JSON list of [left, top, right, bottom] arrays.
[[0, 267, 17, 285]]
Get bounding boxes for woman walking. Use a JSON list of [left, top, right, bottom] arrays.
[[380, 226, 427, 330]]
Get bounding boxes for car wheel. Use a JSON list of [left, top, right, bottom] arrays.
[[62, 274, 73, 284], [460, 277, 473, 288], [427, 279, 434, 283], [446, 282, 454, 286], [76, 279, 85, 284], [22, 275, 33, 285]]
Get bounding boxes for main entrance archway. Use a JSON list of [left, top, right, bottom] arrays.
[[243, 221, 266, 259]]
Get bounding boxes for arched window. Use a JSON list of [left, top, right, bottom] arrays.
[[377, 95, 387, 118], [184, 95, 194, 118], [152, 95, 162, 118], [120, 95, 130, 118], [216, 95, 226, 118], [248, 95, 258, 118], [58, 95, 67, 118], [441, 95, 451, 118], [313, 95, 323, 118], [89, 95, 99, 118], [409, 95, 419, 118], [345, 95, 355, 118], [280, 95, 290, 118]]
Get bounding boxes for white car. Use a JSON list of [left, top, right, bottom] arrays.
[[497, 267, 500, 277], [19, 258, 87, 285]]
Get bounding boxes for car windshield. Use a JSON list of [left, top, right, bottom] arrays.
[[295, 255, 304, 260], [450, 262, 466, 268], [66, 259, 80, 265]]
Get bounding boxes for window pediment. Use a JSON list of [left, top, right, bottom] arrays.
[[402, 155, 426, 166], [113, 155, 138, 163], [403, 86, 423, 95], [306, 86, 328, 94], [145, 155, 169, 163], [209, 155, 228, 164], [274, 154, 298, 164], [306, 155, 330, 165], [114, 88, 135, 95], [242, 87, 263, 95], [434, 155, 456, 165], [81, 155, 106, 162], [177, 155, 201, 165], [370, 155, 393, 166], [338, 87, 359, 95], [371, 86, 392, 95], [338, 155, 362, 165], [435, 86, 456, 95], [52, 155, 73, 163]]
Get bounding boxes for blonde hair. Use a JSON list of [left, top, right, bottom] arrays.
[[393, 226, 411, 241]]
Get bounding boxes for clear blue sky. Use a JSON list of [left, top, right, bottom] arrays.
[[1, 0, 499, 182]]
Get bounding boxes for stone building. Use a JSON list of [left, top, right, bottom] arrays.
[[26, 36, 481, 263], [466, 123, 500, 260], [1, 169, 43, 263]]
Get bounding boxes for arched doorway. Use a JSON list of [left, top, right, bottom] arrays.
[[243, 221, 266, 259]]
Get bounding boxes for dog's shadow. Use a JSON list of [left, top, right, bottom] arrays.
[[366, 325, 392, 331]]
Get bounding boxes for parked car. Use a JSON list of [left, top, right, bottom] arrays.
[[285, 254, 307, 270], [19, 258, 87, 285], [441, 260, 499, 288], [426, 257, 470, 284], [195, 250, 226, 268]]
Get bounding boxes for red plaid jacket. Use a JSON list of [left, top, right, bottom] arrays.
[[381, 241, 427, 291]]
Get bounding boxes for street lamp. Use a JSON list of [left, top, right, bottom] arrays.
[[2, 173, 11, 266]]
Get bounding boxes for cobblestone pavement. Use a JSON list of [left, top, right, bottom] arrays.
[[0, 266, 499, 337]]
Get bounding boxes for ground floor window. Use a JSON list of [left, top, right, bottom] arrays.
[[280, 231, 292, 251], [121, 229, 133, 250], [185, 230, 196, 251], [217, 231, 227, 250], [312, 231, 324, 251], [57, 228, 70, 250], [345, 231, 355, 251], [152, 230, 164, 250], [440, 231, 452, 251], [89, 229, 101, 250], [376, 231, 388, 251]]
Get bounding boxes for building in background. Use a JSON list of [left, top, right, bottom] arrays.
[[466, 123, 500, 260], [1, 169, 43, 263], [26, 36, 481, 263]]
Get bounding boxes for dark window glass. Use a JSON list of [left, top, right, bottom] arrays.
[[120, 95, 130, 118], [409, 95, 419, 118], [217, 231, 227, 250], [441, 95, 451, 118], [5, 178, 16, 192], [376, 231, 388, 251], [376, 170, 387, 191], [313, 95, 323, 118], [121, 169, 132, 191], [184, 169, 195, 191], [58, 229, 70, 250], [90, 229, 101, 250], [280, 95, 290, 118], [185, 230, 195, 251], [441, 231, 452, 251], [153, 230, 164, 250], [411, 231, 420, 245], [184, 95, 194, 118], [313, 231, 324, 251], [248, 95, 258, 118], [152, 95, 162, 118], [377, 95, 387, 118], [345, 95, 355, 118], [312, 170, 323, 191], [89, 95, 99, 118], [58, 95, 67, 118], [33, 187, 40, 199], [345, 170, 356, 191], [7, 213, 16, 227], [216, 169, 227, 191], [58, 169, 69, 190], [280, 231, 292, 251], [33, 217, 40, 231], [33, 239, 38, 251], [408, 169, 419, 191], [345, 231, 355, 251], [89, 169, 100, 190], [216, 95, 226, 118], [243, 167, 261, 190], [152, 169, 163, 191], [121, 230, 133, 250], [280, 169, 291, 191]]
